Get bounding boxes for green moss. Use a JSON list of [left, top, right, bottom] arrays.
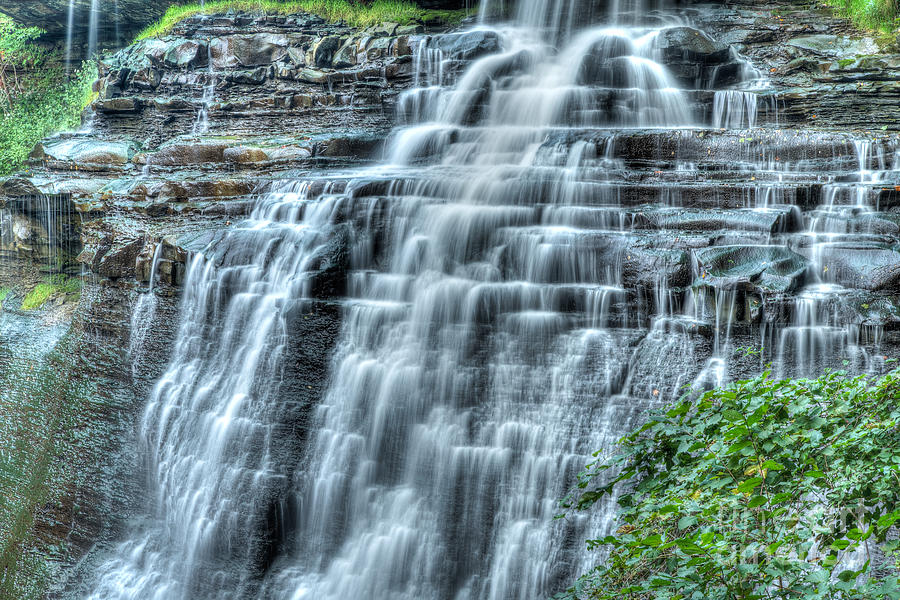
[[137, 0, 471, 40], [19, 276, 82, 311], [824, 0, 899, 31], [0, 287, 10, 304]]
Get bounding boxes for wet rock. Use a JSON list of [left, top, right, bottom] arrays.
[[31, 138, 137, 168], [786, 35, 879, 58], [312, 36, 343, 68], [307, 224, 351, 298], [656, 26, 731, 64], [96, 98, 141, 113], [332, 41, 359, 68], [146, 141, 228, 166], [428, 30, 502, 60], [228, 33, 290, 67], [694, 245, 809, 293], [91, 237, 145, 279], [816, 242, 900, 291], [0, 177, 43, 197], [163, 39, 208, 68], [224, 146, 271, 164]]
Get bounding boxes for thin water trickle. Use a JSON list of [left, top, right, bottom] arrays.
[[129, 242, 165, 378], [87, 0, 101, 59], [193, 43, 216, 136], [65, 0, 77, 74]]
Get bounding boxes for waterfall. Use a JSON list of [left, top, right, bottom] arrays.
[[87, 0, 101, 59], [88, 182, 343, 599], [129, 242, 164, 378], [86, 0, 899, 599], [193, 43, 216, 135], [65, 0, 77, 74]]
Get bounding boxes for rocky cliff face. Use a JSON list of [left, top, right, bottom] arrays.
[[0, 2, 899, 597], [0, 10, 465, 597]]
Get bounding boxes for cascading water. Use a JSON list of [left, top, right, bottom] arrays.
[[87, 0, 101, 59], [65, 0, 77, 74], [87, 0, 900, 599], [193, 43, 216, 136]]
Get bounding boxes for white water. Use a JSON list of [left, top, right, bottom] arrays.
[[87, 0, 101, 59], [193, 45, 216, 135], [65, 0, 77, 74]]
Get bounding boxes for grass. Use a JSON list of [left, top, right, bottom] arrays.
[[20, 275, 82, 311], [136, 0, 470, 40], [824, 0, 900, 30]]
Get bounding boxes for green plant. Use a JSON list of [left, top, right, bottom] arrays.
[[824, 0, 899, 30], [136, 0, 471, 40], [560, 369, 900, 599], [20, 275, 82, 311], [0, 13, 97, 176]]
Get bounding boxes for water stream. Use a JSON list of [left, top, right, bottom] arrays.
[[86, 0, 899, 599]]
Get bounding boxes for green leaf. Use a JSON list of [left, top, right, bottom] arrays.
[[678, 516, 698, 530], [675, 538, 705, 555], [805, 470, 826, 479], [747, 496, 767, 508], [831, 539, 852, 551], [723, 409, 744, 422], [737, 477, 763, 493]]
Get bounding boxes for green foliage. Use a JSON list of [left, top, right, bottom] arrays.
[[0, 13, 97, 177], [0, 287, 10, 304], [560, 370, 900, 600], [137, 0, 471, 40], [20, 275, 82, 311], [825, 0, 899, 30]]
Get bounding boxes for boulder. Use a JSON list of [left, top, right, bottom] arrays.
[[162, 39, 208, 68], [224, 147, 271, 164], [31, 138, 137, 167], [227, 33, 290, 67], [147, 142, 228, 166], [428, 30, 502, 60], [694, 245, 809, 293], [656, 27, 731, 64]]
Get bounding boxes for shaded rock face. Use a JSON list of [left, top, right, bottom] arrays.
[[0, 0, 170, 53]]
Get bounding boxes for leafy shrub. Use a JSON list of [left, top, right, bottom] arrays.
[[561, 369, 900, 599], [0, 13, 96, 176], [826, 0, 900, 30]]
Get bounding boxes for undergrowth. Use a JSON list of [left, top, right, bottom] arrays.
[[137, 0, 470, 40], [0, 14, 97, 176], [825, 0, 900, 30], [560, 368, 900, 599]]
